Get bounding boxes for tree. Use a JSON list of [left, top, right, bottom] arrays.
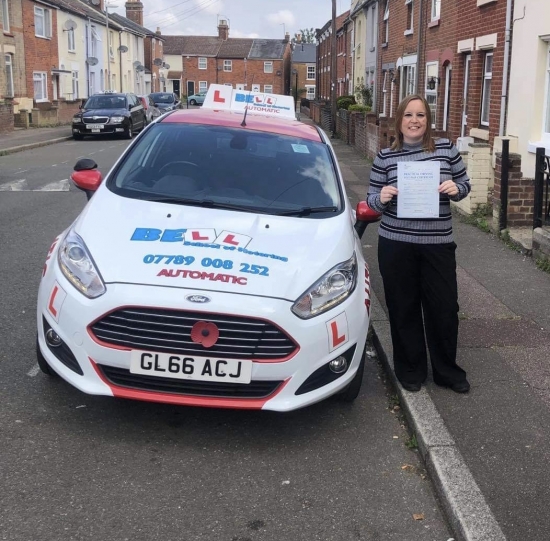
[[293, 28, 316, 44]]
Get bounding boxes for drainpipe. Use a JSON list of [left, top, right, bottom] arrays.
[[499, 0, 513, 136], [415, 0, 424, 92], [85, 19, 90, 97]]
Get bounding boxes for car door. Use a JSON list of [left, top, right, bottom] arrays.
[[130, 94, 145, 130]]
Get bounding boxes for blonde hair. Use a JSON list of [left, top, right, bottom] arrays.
[[391, 94, 436, 152]]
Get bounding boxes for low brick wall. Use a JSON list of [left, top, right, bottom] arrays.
[[0, 101, 14, 134], [29, 99, 81, 127]]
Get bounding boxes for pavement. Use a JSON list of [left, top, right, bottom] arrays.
[[3, 122, 550, 541]]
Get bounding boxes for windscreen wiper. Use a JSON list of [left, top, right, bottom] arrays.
[[274, 206, 338, 216], [145, 196, 262, 213]]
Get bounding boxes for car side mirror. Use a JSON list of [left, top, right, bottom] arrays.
[[71, 158, 102, 201], [354, 201, 382, 238]]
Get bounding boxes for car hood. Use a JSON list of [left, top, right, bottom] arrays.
[[73, 190, 355, 300], [80, 108, 127, 117]]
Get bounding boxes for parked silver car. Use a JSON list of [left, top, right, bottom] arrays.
[[139, 95, 162, 125]]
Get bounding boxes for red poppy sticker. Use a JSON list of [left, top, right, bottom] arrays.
[[190, 321, 220, 348]]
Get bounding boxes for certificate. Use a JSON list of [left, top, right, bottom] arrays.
[[396, 161, 440, 218]]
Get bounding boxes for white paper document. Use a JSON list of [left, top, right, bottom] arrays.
[[396, 161, 440, 218]]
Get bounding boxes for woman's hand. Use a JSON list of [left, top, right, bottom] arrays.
[[438, 180, 459, 197], [380, 186, 398, 204]]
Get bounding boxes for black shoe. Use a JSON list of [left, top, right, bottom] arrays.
[[399, 381, 421, 392], [451, 380, 470, 393]]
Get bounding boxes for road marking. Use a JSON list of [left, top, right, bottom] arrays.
[[37, 179, 70, 191], [0, 179, 29, 191], [27, 364, 40, 377]]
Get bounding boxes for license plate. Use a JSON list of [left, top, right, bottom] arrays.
[[130, 350, 252, 384], [91, 129, 101, 133], [87, 124, 104, 129]]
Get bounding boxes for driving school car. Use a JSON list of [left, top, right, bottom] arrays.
[[36, 84, 380, 412]]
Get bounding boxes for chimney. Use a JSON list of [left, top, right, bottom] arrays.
[[218, 19, 229, 40], [125, 0, 144, 26], [284, 31, 290, 42], [296, 33, 302, 43], [156, 26, 161, 36]]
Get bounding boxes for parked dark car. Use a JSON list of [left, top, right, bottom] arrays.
[[72, 91, 147, 140], [139, 95, 162, 124], [150, 92, 181, 112]]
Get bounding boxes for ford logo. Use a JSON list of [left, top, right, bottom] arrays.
[[185, 294, 211, 304]]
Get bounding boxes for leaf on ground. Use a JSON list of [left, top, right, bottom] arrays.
[[412, 513, 425, 521], [401, 464, 415, 472]]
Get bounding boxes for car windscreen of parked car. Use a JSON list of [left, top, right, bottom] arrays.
[[150, 93, 175, 104], [84, 95, 127, 109], [108, 122, 342, 217]]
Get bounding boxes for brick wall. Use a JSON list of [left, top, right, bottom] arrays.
[[0, 101, 14, 133], [493, 152, 534, 228]]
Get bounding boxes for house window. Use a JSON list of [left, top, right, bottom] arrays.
[[72, 71, 79, 99], [5, 54, 13, 97], [306, 85, 315, 99], [264, 85, 273, 93], [109, 32, 114, 59], [89, 71, 96, 95], [369, 5, 376, 51], [198, 57, 207, 69], [67, 27, 75, 52], [199, 81, 207, 92], [405, 0, 413, 34], [307, 65, 315, 80], [34, 6, 51, 38], [431, 0, 441, 20], [401, 64, 416, 100], [33, 71, 48, 101], [425, 62, 438, 127], [224, 60, 232, 72], [90, 26, 99, 57], [2, 0, 10, 33], [481, 52, 493, 126], [383, 0, 389, 44], [381, 71, 388, 116], [264, 61, 273, 73]]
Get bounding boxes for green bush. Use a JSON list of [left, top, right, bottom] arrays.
[[348, 104, 371, 113], [337, 96, 356, 110]]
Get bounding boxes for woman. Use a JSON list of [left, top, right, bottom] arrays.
[[367, 94, 470, 393]]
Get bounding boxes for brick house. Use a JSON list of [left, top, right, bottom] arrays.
[[291, 41, 316, 104], [316, 10, 352, 102], [163, 20, 291, 99]]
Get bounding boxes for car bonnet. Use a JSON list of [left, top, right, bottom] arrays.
[[74, 190, 355, 301]]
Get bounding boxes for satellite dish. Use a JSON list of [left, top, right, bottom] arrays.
[[90, 0, 100, 5], [153, 58, 163, 66], [136, 65, 145, 72], [133, 60, 141, 68], [163, 63, 170, 69], [64, 19, 77, 31], [86, 57, 98, 66], [118, 45, 128, 53]]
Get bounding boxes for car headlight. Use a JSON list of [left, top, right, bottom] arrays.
[[72, 117, 80, 124], [58, 229, 106, 298], [291, 253, 357, 319], [110, 116, 125, 123]]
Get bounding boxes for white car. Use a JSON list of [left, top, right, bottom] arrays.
[[36, 85, 380, 412]]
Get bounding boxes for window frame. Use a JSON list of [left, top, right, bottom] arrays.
[[72, 70, 79, 99], [198, 80, 207, 92], [405, 0, 414, 34], [307, 65, 315, 80], [224, 60, 232, 72], [381, 71, 388, 117], [425, 61, 439, 128], [369, 5, 376, 51], [2, 0, 10, 33], [34, 6, 51, 39], [480, 51, 493, 127], [306, 85, 315, 99], [5, 53, 13, 97], [33, 71, 48, 101], [198, 57, 207, 70], [431, 0, 441, 20], [264, 84, 273, 93], [264, 61, 273, 74], [67, 27, 75, 52], [383, 0, 389, 44]]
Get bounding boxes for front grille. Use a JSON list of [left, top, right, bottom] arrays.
[[98, 364, 283, 398], [83, 116, 109, 124], [90, 308, 298, 360]]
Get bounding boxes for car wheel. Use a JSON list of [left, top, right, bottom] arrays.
[[190, 99, 197, 105], [36, 336, 57, 377], [124, 122, 133, 139], [73, 134, 84, 141], [337, 352, 365, 402]]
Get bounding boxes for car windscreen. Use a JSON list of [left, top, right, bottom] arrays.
[[84, 96, 126, 109], [107, 123, 342, 218], [150, 93, 175, 104]]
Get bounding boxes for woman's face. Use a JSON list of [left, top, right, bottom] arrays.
[[400, 99, 427, 145]]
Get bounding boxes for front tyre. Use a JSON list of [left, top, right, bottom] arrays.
[[124, 122, 133, 139], [190, 99, 197, 105], [36, 337, 57, 377]]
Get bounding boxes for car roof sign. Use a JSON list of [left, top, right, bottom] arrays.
[[202, 84, 296, 120]]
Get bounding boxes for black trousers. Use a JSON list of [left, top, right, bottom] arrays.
[[378, 236, 467, 386]]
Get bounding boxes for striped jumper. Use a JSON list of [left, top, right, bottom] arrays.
[[366, 139, 471, 244]]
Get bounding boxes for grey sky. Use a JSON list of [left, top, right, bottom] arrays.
[[111, 0, 348, 39]]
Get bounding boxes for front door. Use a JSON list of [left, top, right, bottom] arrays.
[[187, 80, 194, 97], [173, 79, 180, 97], [461, 55, 471, 137]]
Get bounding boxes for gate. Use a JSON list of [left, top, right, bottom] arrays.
[[533, 147, 550, 228]]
